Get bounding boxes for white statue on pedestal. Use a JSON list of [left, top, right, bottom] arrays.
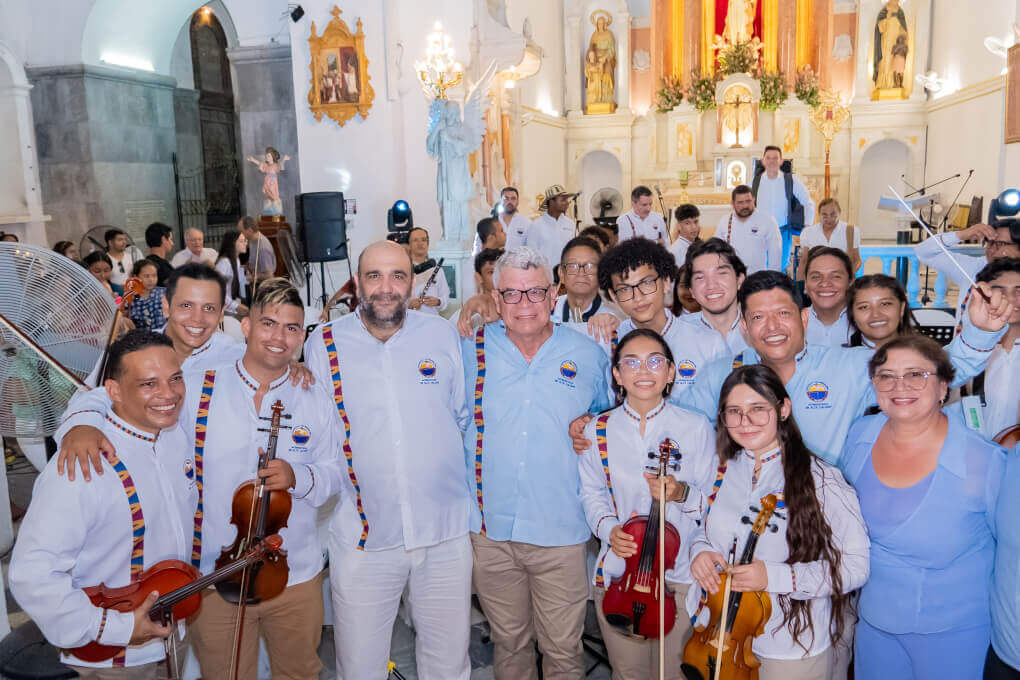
[[425, 63, 496, 243], [723, 0, 758, 45]]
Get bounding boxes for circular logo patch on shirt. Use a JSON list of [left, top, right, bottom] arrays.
[[806, 382, 829, 402], [292, 426, 311, 446], [677, 360, 697, 379], [183, 459, 194, 480], [418, 358, 437, 377], [560, 361, 577, 380]]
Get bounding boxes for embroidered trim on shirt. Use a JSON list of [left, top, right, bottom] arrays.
[[622, 400, 666, 423], [960, 335, 994, 353], [190, 340, 213, 360], [731, 352, 744, 369], [105, 416, 156, 444], [594, 412, 618, 588], [97, 609, 109, 640], [297, 464, 315, 500], [705, 460, 729, 516], [234, 361, 290, 393], [322, 325, 370, 550], [61, 409, 103, 424], [101, 448, 144, 667], [790, 564, 797, 592], [726, 213, 733, 243], [190, 370, 215, 568], [473, 326, 488, 535]]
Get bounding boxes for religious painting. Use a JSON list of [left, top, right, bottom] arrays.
[[726, 160, 747, 190], [307, 7, 375, 127], [783, 119, 800, 155], [676, 124, 694, 158], [1007, 44, 1020, 144]]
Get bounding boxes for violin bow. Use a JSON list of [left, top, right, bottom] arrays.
[[713, 538, 738, 680], [658, 472, 666, 680]]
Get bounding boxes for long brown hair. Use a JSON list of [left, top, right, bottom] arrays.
[[716, 365, 851, 651]]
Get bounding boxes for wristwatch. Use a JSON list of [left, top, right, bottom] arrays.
[[676, 480, 690, 503]]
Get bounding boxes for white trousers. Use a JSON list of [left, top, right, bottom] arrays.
[[329, 533, 472, 680]]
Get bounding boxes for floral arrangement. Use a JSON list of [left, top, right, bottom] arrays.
[[715, 38, 762, 77], [655, 75, 685, 112], [758, 70, 789, 111], [794, 65, 821, 108], [686, 70, 718, 113]]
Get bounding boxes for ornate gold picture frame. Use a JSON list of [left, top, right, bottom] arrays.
[[307, 7, 374, 127]]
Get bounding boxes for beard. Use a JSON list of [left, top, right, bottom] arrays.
[[735, 206, 754, 219], [503, 204, 517, 215], [361, 292, 409, 329]]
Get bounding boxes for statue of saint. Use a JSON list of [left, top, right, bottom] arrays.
[[723, 0, 758, 45], [873, 0, 908, 90], [246, 147, 290, 216], [585, 11, 617, 112]]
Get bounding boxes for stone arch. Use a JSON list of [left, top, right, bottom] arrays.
[[854, 137, 915, 240], [578, 149, 623, 224]]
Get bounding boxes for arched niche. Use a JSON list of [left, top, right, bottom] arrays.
[[856, 138, 913, 240], [580, 150, 623, 224]]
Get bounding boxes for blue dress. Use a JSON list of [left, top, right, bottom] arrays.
[[127, 287, 167, 331], [840, 413, 1005, 680]]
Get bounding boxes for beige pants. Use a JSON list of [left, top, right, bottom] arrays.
[[471, 533, 589, 680], [757, 645, 835, 680], [594, 584, 692, 680], [69, 633, 186, 680], [189, 574, 324, 680]]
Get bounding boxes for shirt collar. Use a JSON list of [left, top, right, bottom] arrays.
[[743, 446, 782, 465], [622, 399, 666, 423], [559, 294, 603, 323], [235, 359, 291, 393], [106, 411, 158, 444], [809, 306, 848, 326]]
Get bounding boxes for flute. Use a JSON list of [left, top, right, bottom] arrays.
[[418, 257, 445, 304]]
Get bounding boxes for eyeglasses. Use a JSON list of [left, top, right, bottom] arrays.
[[498, 287, 550, 304], [617, 354, 669, 373], [613, 275, 660, 302], [562, 262, 597, 276], [722, 405, 774, 428], [984, 239, 1016, 251], [117, 261, 125, 273], [872, 370, 934, 392]]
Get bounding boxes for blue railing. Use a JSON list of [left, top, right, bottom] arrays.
[[856, 244, 984, 309]]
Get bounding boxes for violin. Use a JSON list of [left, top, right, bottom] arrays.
[[98, 276, 144, 383], [215, 399, 291, 605], [601, 439, 682, 639], [72, 534, 283, 663], [995, 424, 1020, 448], [682, 494, 778, 680]]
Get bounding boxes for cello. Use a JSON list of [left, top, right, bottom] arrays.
[[72, 534, 283, 663], [682, 495, 779, 680], [601, 438, 682, 640]]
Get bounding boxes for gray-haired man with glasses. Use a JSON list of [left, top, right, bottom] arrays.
[[461, 246, 611, 680]]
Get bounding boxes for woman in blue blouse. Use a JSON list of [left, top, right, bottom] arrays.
[[841, 334, 1005, 679]]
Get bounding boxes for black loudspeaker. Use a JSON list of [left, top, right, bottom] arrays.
[[297, 192, 348, 262]]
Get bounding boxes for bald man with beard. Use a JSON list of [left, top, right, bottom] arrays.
[[303, 241, 473, 680]]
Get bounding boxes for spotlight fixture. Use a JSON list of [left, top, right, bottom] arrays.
[[386, 200, 414, 244], [991, 189, 1020, 220], [290, 4, 304, 23]]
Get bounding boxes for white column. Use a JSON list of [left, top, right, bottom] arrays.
[[853, 0, 880, 103], [615, 8, 632, 113], [565, 13, 583, 114]]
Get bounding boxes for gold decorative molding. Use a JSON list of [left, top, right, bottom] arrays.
[[307, 7, 375, 127]]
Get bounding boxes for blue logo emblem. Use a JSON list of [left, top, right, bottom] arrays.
[[292, 426, 311, 445], [418, 359, 437, 377], [560, 361, 577, 379], [678, 360, 697, 379], [807, 382, 829, 402], [183, 459, 194, 480]]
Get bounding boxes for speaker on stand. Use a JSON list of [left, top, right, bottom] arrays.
[[296, 191, 353, 312]]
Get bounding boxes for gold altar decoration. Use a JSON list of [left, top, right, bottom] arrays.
[[721, 83, 755, 148], [415, 23, 465, 100], [783, 119, 800, 155], [809, 90, 850, 198], [585, 10, 618, 114], [307, 7, 375, 127]]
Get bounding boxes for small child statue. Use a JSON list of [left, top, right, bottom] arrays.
[[247, 146, 291, 215]]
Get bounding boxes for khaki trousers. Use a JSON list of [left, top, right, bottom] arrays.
[[471, 533, 588, 680], [757, 646, 835, 680], [69, 633, 186, 680], [189, 574, 324, 680], [594, 584, 692, 680]]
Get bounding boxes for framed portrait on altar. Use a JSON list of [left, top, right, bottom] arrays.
[[1007, 44, 1020, 144], [307, 6, 375, 127]]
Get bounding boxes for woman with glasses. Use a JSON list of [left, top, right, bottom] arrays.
[[840, 334, 1005, 679], [578, 328, 717, 678], [688, 364, 868, 679], [846, 274, 918, 350], [553, 236, 623, 329]]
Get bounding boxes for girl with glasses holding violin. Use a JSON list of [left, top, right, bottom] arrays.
[[687, 364, 867, 679], [578, 328, 717, 679], [839, 334, 1006, 680]]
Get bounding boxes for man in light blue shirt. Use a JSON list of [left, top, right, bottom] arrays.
[[989, 443, 1020, 678], [680, 271, 1011, 465], [463, 246, 610, 680]]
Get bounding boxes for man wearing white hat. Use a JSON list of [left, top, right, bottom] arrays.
[[528, 184, 577, 269]]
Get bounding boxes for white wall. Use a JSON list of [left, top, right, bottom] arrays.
[[508, 0, 565, 116], [858, 139, 911, 238], [928, 0, 1015, 96]]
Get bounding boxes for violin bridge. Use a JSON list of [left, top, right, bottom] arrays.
[[633, 584, 651, 594]]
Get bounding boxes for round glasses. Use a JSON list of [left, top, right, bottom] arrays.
[[872, 370, 934, 392], [613, 275, 660, 302], [617, 354, 669, 373], [498, 287, 550, 304], [721, 405, 774, 428]]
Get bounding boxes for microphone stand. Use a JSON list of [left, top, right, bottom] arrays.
[[654, 187, 672, 244], [906, 171, 972, 305]]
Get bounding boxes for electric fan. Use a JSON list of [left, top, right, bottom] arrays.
[[589, 187, 623, 230]]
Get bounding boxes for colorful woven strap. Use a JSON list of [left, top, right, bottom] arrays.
[[473, 326, 487, 534], [704, 459, 728, 517], [726, 213, 733, 243], [190, 370, 215, 568], [731, 352, 744, 369], [594, 412, 618, 588], [322, 324, 370, 549], [955, 287, 973, 337]]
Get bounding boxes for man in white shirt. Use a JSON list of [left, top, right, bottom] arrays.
[[498, 186, 532, 250], [407, 226, 451, 315], [669, 203, 702, 268], [617, 185, 667, 245], [751, 145, 815, 273], [529, 184, 577, 269], [797, 198, 861, 279], [170, 228, 218, 268], [714, 184, 782, 274], [477, 216, 506, 250], [11, 330, 197, 677], [104, 228, 137, 288], [304, 240, 473, 680]]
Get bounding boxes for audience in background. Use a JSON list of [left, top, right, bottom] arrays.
[[215, 230, 249, 316], [53, 241, 80, 263], [125, 260, 167, 330], [104, 228, 137, 288], [144, 222, 175, 287], [171, 227, 218, 267]]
